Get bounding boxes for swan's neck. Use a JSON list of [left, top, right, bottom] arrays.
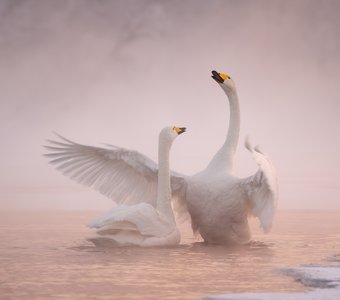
[[206, 89, 240, 173], [156, 138, 175, 224]]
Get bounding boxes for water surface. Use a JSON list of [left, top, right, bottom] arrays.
[[1, 211, 339, 299]]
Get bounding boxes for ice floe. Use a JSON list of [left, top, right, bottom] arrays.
[[204, 256, 340, 300]]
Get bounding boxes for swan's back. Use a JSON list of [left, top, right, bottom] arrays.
[[88, 203, 180, 247]]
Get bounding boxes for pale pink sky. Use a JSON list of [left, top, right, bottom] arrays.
[[0, 0, 339, 210]]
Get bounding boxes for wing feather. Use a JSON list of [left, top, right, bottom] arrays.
[[170, 175, 190, 222], [44, 134, 159, 206], [239, 138, 279, 233]]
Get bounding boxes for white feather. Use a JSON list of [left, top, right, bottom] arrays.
[[87, 203, 180, 247], [240, 137, 278, 232]]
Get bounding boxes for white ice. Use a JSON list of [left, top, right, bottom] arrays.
[[204, 261, 340, 300]]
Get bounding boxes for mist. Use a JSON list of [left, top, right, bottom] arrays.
[[1, 0, 339, 211]]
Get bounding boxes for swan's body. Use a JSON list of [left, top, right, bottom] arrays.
[[45, 70, 278, 245], [186, 173, 251, 244], [46, 126, 185, 247]]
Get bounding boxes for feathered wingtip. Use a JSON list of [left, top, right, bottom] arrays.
[[43, 132, 74, 150], [49, 131, 78, 144], [43, 132, 78, 161], [244, 136, 264, 155], [244, 135, 252, 152]]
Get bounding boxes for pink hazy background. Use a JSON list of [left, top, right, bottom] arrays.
[[0, 0, 339, 211]]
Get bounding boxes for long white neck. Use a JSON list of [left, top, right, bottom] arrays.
[[205, 88, 240, 173], [156, 137, 175, 224]]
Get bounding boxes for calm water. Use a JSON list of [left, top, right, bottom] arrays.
[[0, 211, 339, 300]]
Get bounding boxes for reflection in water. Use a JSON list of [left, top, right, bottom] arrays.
[[0, 211, 340, 299]]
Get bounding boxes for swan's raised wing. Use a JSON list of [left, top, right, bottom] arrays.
[[239, 138, 278, 233], [44, 134, 159, 206]]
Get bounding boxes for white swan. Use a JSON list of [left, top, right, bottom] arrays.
[[182, 70, 278, 244], [87, 126, 185, 246], [45, 127, 186, 247], [45, 70, 278, 245]]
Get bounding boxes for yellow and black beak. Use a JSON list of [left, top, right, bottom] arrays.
[[211, 70, 230, 83], [174, 127, 186, 135]]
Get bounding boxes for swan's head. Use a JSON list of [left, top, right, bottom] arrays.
[[211, 70, 236, 93], [160, 126, 186, 144]]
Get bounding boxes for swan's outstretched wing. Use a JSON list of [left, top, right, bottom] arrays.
[[239, 138, 278, 233], [44, 134, 159, 206]]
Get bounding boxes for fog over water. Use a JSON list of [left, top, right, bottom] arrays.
[[1, 0, 339, 210]]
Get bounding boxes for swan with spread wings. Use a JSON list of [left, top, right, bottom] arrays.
[[86, 126, 185, 247]]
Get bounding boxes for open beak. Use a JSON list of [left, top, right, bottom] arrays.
[[175, 127, 186, 135], [211, 70, 225, 83]]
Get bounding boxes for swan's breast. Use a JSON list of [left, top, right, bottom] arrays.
[[186, 173, 251, 243]]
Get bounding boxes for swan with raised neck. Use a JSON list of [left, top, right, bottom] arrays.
[[184, 70, 278, 245], [205, 71, 240, 173], [86, 125, 186, 247], [157, 126, 186, 224]]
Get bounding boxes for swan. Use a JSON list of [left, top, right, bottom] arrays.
[[45, 70, 278, 245], [45, 126, 186, 247], [87, 126, 185, 246], [182, 70, 278, 244]]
